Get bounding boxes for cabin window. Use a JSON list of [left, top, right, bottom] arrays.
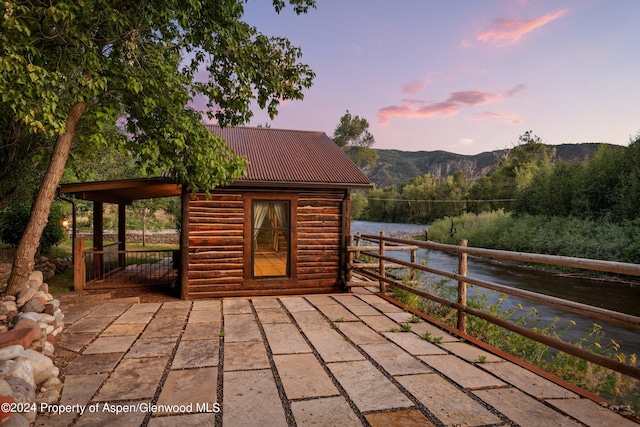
[[252, 201, 290, 278]]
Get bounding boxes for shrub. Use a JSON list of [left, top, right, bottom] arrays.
[[0, 201, 65, 251]]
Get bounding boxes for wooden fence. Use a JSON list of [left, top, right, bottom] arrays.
[[348, 232, 640, 381]]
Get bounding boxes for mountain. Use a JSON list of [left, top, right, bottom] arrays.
[[364, 143, 609, 189]]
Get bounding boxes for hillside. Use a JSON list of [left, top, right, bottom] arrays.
[[365, 143, 609, 188]]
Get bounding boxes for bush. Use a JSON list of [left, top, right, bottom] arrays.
[[0, 201, 65, 251]]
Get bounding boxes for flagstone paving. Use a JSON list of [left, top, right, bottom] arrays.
[[35, 291, 639, 426]]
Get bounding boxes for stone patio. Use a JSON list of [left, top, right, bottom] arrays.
[[35, 291, 638, 426]]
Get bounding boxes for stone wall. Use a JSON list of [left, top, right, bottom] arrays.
[[69, 230, 179, 244]]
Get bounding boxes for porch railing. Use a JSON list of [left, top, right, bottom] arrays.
[[348, 232, 640, 381], [74, 238, 178, 290]]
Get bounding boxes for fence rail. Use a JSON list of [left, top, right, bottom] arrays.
[[348, 232, 640, 381]]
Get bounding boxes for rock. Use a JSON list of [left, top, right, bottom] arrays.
[[2, 295, 16, 302], [23, 350, 53, 385], [43, 304, 54, 316], [35, 389, 60, 406], [16, 288, 35, 307], [40, 377, 62, 394], [6, 359, 35, 389], [0, 345, 25, 361], [0, 328, 38, 351], [42, 270, 55, 281], [38, 283, 49, 294], [42, 341, 54, 357], [3, 413, 31, 427], [0, 378, 13, 396], [0, 326, 6, 333], [38, 313, 55, 324], [0, 396, 14, 423], [1, 301, 18, 313], [21, 298, 45, 314], [28, 271, 43, 287], [13, 318, 39, 331], [14, 312, 40, 323]]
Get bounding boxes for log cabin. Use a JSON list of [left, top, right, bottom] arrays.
[[60, 125, 372, 299]]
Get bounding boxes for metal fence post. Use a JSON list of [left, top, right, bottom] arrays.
[[457, 239, 468, 332]]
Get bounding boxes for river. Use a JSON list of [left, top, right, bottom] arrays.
[[352, 220, 640, 358]]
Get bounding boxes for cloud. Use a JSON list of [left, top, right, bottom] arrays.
[[472, 111, 522, 125], [378, 84, 525, 125], [402, 76, 432, 94], [476, 9, 569, 46]]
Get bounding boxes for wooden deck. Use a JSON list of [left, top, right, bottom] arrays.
[[47, 288, 639, 426], [86, 258, 177, 289]]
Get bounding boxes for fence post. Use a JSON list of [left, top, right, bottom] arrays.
[[73, 237, 85, 292], [347, 234, 354, 283], [379, 231, 386, 293], [410, 247, 417, 281], [457, 239, 468, 332]]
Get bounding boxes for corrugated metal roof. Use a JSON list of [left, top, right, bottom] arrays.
[[206, 125, 372, 188]]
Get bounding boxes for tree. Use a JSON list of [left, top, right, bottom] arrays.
[[129, 198, 169, 246], [1, 0, 316, 295], [333, 110, 378, 167]]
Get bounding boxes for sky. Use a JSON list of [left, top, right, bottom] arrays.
[[215, 0, 640, 155]]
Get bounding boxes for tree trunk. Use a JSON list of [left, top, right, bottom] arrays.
[[5, 102, 86, 296]]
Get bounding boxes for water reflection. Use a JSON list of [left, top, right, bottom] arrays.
[[352, 221, 640, 357]]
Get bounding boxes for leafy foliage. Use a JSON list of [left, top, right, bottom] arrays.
[[0, 202, 64, 250], [333, 110, 378, 167]]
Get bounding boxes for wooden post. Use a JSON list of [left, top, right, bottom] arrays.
[[410, 247, 417, 281], [73, 237, 85, 291], [118, 203, 126, 269], [457, 239, 468, 332], [180, 188, 190, 300], [347, 234, 354, 283], [93, 201, 103, 279], [379, 231, 386, 294]]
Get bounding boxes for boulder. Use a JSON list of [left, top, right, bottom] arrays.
[[23, 350, 53, 385]]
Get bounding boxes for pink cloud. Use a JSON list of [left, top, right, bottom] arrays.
[[402, 76, 432, 94], [477, 9, 569, 46], [472, 111, 522, 125], [378, 84, 525, 125]]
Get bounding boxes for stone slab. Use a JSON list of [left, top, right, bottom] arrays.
[[66, 316, 114, 333], [172, 340, 219, 369], [188, 309, 220, 324], [60, 374, 107, 406], [112, 311, 155, 325], [263, 323, 311, 354], [473, 388, 582, 427], [327, 360, 413, 412], [64, 353, 123, 375], [223, 369, 287, 427], [223, 299, 252, 314], [100, 323, 146, 337], [396, 373, 502, 426], [223, 314, 262, 342], [334, 322, 387, 345], [224, 341, 269, 371], [83, 335, 137, 355], [545, 397, 639, 427], [85, 302, 131, 318], [383, 332, 447, 356], [95, 357, 167, 401], [419, 355, 506, 389], [59, 303, 99, 324], [155, 307, 190, 318], [57, 333, 97, 353], [409, 322, 458, 343], [274, 354, 339, 399], [384, 312, 414, 323], [73, 406, 147, 427], [251, 298, 282, 309], [255, 307, 291, 324], [141, 316, 185, 338], [439, 341, 503, 363], [124, 337, 177, 358], [304, 295, 340, 306], [191, 300, 221, 312], [360, 343, 431, 376], [364, 409, 435, 427], [155, 367, 218, 414], [124, 302, 161, 314], [289, 310, 328, 328], [315, 304, 359, 322], [332, 295, 368, 306], [359, 315, 399, 333], [482, 362, 579, 399], [148, 413, 217, 426], [181, 322, 221, 341], [301, 327, 365, 363], [291, 396, 362, 427], [279, 297, 315, 312], [343, 303, 381, 317], [161, 300, 192, 309]]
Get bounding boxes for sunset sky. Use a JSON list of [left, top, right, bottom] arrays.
[[226, 1, 640, 155]]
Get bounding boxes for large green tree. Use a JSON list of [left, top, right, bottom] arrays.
[[333, 110, 378, 167], [0, 0, 316, 295]]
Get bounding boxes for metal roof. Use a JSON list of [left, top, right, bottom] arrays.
[[206, 125, 372, 188]]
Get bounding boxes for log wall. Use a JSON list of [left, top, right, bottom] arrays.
[[186, 189, 346, 298]]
